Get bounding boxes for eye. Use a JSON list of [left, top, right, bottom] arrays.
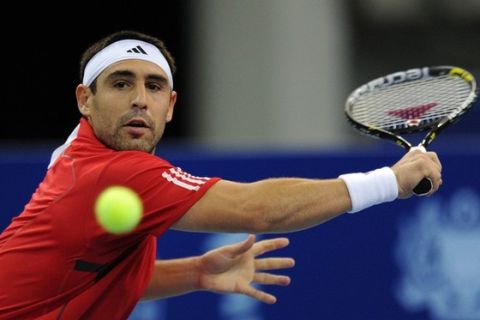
[[113, 80, 130, 89], [146, 82, 166, 92]]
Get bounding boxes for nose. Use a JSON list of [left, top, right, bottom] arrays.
[[131, 84, 148, 109]]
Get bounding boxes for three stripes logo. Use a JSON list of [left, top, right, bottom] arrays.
[[127, 45, 147, 55], [162, 167, 210, 191]]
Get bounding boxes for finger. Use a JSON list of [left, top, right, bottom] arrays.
[[429, 175, 442, 195], [423, 156, 442, 194], [411, 152, 442, 195], [409, 148, 440, 168], [254, 272, 291, 286], [238, 284, 277, 304], [419, 151, 441, 173], [252, 237, 290, 256], [255, 257, 295, 271], [425, 151, 442, 171], [223, 234, 256, 258]]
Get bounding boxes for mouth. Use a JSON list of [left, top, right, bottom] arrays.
[[122, 117, 153, 138], [123, 118, 151, 129]]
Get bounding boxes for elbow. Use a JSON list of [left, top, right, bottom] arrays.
[[229, 180, 289, 233]]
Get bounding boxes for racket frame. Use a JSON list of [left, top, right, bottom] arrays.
[[345, 66, 478, 151]]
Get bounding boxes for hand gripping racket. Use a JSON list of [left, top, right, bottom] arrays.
[[345, 66, 477, 195]]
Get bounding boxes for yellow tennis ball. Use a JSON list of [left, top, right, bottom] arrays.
[[94, 186, 143, 234]]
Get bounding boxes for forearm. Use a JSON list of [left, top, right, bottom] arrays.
[[241, 178, 351, 232], [141, 257, 201, 300], [175, 178, 352, 233]]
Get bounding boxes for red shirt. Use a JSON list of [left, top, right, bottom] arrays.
[[0, 118, 220, 319]]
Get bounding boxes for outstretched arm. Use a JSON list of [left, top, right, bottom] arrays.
[[142, 235, 294, 304], [174, 150, 442, 233]]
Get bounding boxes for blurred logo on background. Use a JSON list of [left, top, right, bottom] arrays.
[[394, 188, 480, 320]]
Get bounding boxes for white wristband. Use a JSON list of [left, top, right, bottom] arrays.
[[339, 167, 398, 213]]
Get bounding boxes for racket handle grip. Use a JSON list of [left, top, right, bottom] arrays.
[[413, 177, 433, 196], [409, 145, 433, 196]]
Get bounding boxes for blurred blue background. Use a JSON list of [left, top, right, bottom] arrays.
[[2, 0, 480, 319], [1, 144, 480, 319]]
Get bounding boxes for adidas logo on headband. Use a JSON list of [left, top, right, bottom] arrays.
[[127, 45, 147, 55]]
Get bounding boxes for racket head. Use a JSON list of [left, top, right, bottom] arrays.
[[345, 66, 477, 149]]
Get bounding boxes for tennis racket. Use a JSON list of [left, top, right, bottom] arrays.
[[345, 66, 477, 195]]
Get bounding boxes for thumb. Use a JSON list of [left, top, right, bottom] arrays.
[[224, 234, 256, 258]]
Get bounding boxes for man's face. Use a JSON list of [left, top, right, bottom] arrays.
[[77, 59, 177, 153]]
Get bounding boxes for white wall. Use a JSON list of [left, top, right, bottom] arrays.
[[188, 0, 352, 149]]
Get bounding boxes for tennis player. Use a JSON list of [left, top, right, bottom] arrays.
[[0, 30, 442, 319]]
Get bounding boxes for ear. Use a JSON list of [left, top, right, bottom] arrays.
[[76, 84, 92, 117], [165, 91, 178, 123]]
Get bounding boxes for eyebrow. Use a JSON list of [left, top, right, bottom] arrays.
[[105, 70, 169, 86]]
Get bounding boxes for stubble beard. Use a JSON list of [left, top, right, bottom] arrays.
[[98, 124, 162, 154]]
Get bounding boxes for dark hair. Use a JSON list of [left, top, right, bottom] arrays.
[[79, 30, 176, 92]]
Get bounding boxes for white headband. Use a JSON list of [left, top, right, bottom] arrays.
[[82, 39, 173, 88]]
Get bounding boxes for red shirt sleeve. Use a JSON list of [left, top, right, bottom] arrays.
[[92, 151, 220, 237]]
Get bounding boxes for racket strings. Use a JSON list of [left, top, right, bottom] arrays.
[[350, 75, 472, 132]]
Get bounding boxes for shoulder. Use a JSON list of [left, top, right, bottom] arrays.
[[112, 150, 170, 167], [102, 151, 173, 177]]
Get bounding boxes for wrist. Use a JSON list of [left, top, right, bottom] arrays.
[[339, 167, 398, 213], [192, 256, 206, 291]]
